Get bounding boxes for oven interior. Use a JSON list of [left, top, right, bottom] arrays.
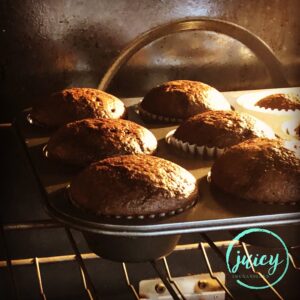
[[1, 1, 300, 299]]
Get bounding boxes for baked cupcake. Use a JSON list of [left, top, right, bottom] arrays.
[[30, 88, 126, 128], [166, 111, 275, 158], [139, 80, 231, 123], [70, 155, 198, 218], [46, 118, 157, 166], [236, 90, 300, 138], [255, 93, 300, 110], [210, 138, 300, 204]]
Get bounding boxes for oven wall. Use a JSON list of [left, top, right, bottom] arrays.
[[1, 0, 299, 121]]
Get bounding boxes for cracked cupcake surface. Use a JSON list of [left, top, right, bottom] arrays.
[[211, 138, 300, 204], [47, 118, 157, 166], [70, 155, 198, 217], [139, 80, 231, 122], [31, 88, 126, 128]]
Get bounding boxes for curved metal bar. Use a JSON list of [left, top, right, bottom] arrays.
[[122, 263, 141, 300], [150, 260, 182, 300], [162, 257, 186, 300], [65, 228, 98, 300], [199, 242, 234, 299], [98, 18, 288, 91], [241, 242, 284, 300], [34, 258, 47, 300]]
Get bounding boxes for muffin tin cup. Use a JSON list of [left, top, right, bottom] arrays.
[[236, 90, 300, 138], [138, 104, 183, 123], [165, 129, 225, 159], [66, 187, 195, 262], [83, 232, 181, 262]]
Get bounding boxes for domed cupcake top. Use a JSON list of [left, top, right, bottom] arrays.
[[139, 80, 231, 122], [173, 110, 275, 148], [31, 88, 126, 128], [47, 118, 157, 166], [255, 93, 300, 110], [70, 155, 198, 217], [210, 138, 300, 204]]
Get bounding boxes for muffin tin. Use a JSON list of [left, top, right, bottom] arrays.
[[14, 89, 300, 262]]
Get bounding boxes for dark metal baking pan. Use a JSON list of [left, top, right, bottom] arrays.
[[13, 89, 300, 239]]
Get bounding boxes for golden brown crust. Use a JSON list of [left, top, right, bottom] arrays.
[[174, 111, 275, 148], [140, 80, 231, 121], [31, 88, 126, 128], [211, 138, 300, 203], [47, 118, 157, 166], [70, 155, 198, 216], [255, 93, 300, 110]]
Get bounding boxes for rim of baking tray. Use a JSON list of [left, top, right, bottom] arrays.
[[44, 178, 300, 237]]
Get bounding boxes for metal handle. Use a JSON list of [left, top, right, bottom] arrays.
[[98, 17, 288, 91]]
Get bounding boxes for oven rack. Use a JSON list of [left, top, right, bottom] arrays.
[[1, 220, 299, 300]]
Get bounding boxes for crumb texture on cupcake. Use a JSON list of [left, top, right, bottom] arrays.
[[173, 110, 275, 148], [211, 138, 300, 204], [31, 88, 126, 127], [255, 93, 300, 110], [70, 155, 198, 216], [47, 118, 157, 166], [140, 80, 231, 121]]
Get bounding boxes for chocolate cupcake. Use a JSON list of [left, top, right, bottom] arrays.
[[210, 138, 300, 204], [255, 93, 300, 110], [166, 111, 275, 158], [70, 155, 198, 218], [30, 88, 126, 128], [139, 80, 231, 123], [46, 118, 157, 166]]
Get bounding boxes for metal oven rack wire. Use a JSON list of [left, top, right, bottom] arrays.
[[1, 219, 300, 300]]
